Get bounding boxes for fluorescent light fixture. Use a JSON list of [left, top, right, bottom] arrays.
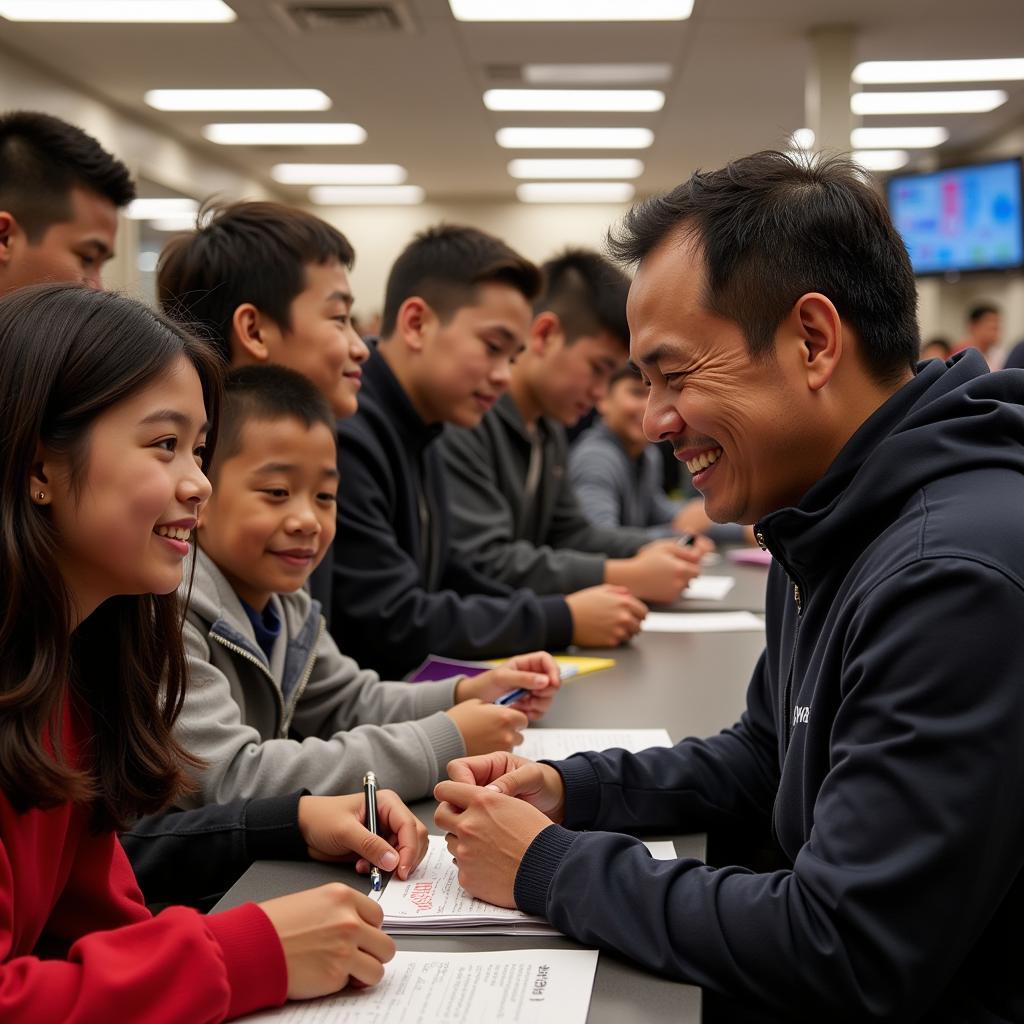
[[146, 89, 330, 112], [851, 149, 910, 172], [309, 185, 425, 205], [202, 123, 366, 145], [151, 216, 202, 232], [790, 127, 815, 151], [852, 90, 1007, 115], [451, 0, 692, 19], [125, 198, 199, 220], [853, 58, 1024, 84], [524, 63, 672, 85], [496, 127, 654, 149], [850, 126, 949, 149], [508, 158, 644, 179], [0, 0, 235, 21], [517, 182, 636, 203], [484, 89, 664, 112], [272, 163, 407, 185]]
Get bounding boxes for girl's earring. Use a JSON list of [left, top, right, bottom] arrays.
[[35, 491, 47, 503]]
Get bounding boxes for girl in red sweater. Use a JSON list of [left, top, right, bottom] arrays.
[[0, 284, 398, 1022]]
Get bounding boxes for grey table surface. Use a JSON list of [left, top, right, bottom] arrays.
[[214, 623, 768, 1022]]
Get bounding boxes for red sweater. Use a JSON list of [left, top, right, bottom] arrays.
[[0, 704, 287, 1022]]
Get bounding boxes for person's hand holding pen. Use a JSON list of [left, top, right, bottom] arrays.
[[296, 790, 429, 881], [453, 650, 562, 720]]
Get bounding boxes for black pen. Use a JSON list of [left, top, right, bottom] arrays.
[[676, 532, 696, 548], [363, 770, 383, 892]]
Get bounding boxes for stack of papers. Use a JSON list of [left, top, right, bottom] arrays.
[[681, 575, 736, 601], [245, 948, 600, 1024], [376, 835, 676, 936], [642, 611, 765, 633], [515, 727, 672, 762]]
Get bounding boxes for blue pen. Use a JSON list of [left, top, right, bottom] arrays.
[[495, 665, 578, 705], [363, 771, 383, 892]]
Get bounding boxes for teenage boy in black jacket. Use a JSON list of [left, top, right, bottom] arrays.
[[435, 151, 1024, 1024], [330, 226, 647, 679]]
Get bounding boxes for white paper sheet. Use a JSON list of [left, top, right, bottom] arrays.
[[515, 727, 672, 762], [681, 575, 736, 601], [376, 835, 677, 936], [642, 611, 766, 633], [243, 948, 600, 1024]]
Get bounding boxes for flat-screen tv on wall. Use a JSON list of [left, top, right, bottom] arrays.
[[886, 157, 1023, 276]]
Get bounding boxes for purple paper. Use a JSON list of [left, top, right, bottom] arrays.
[[407, 655, 491, 683], [727, 547, 773, 567]]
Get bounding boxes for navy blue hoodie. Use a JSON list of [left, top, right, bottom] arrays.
[[515, 351, 1024, 1022]]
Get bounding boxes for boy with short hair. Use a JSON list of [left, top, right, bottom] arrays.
[[441, 249, 702, 605], [171, 364, 558, 813], [570, 362, 752, 545], [331, 226, 647, 679]]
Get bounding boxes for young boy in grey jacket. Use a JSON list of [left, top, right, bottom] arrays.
[[173, 364, 560, 810]]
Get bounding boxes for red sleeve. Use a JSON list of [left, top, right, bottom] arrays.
[[0, 829, 288, 1022]]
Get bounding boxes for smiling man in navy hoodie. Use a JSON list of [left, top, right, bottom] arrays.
[[435, 151, 1024, 1023]]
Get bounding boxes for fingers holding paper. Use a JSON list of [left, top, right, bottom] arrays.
[[456, 650, 561, 720], [434, 781, 553, 909]]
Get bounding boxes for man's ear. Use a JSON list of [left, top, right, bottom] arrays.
[[0, 211, 19, 268], [530, 311, 563, 357], [394, 297, 432, 354], [230, 303, 274, 365], [789, 292, 843, 393]]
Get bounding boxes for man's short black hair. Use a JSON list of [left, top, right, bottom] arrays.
[[214, 364, 336, 473], [607, 150, 921, 384], [380, 224, 541, 338], [537, 248, 630, 350], [968, 303, 999, 324], [158, 200, 356, 363], [0, 110, 135, 241]]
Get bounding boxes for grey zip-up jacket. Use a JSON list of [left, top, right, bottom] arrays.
[[173, 548, 467, 807]]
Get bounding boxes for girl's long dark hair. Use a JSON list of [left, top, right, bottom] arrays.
[[0, 284, 222, 830]]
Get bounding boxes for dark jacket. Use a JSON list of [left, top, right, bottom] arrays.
[[441, 394, 649, 593], [330, 349, 573, 678], [514, 351, 1024, 1023]]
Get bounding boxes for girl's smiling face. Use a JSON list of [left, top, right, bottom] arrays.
[[35, 355, 212, 623]]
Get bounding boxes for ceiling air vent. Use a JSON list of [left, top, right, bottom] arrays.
[[282, 2, 416, 33]]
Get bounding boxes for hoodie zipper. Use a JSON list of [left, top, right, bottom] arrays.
[[210, 632, 287, 735], [283, 618, 325, 734]]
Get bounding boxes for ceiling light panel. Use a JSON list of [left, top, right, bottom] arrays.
[[146, 89, 330, 111], [309, 185, 425, 205], [451, 0, 692, 20], [126, 198, 199, 220], [850, 127, 949, 149], [272, 163, 407, 184], [851, 150, 910, 172], [508, 158, 644, 179], [853, 59, 1024, 84], [790, 128, 815, 150], [484, 89, 664, 112], [524, 63, 672, 85], [0, 0, 236, 21], [517, 182, 636, 203], [202, 123, 366, 145], [496, 127, 654, 149], [851, 90, 1007, 115]]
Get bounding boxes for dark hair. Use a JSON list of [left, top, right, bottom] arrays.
[[968, 303, 999, 324], [0, 284, 221, 830], [380, 224, 541, 338], [0, 111, 135, 242], [214, 364, 336, 471], [536, 248, 630, 349], [921, 336, 951, 356], [607, 150, 921, 384], [157, 200, 356, 362]]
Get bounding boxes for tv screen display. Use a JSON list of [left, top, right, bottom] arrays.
[[887, 158, 1023, 275]]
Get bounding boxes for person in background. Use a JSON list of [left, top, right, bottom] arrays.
[[952, 303, 1001, 365], [331, 226, 647, 679], [441, 248, 701, 605], [1000, 336, 1024, 370], [0, 109, 130, 295], [920, 336, 951, 362], [434, 151, 1024, 1023], [570, 362, 754, 546], [0, 284, 401, 1019]]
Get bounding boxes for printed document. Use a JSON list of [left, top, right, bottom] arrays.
[[244, 948, 599, 1024], [642, 611, 766, 633], [515, 727, 672, 762]]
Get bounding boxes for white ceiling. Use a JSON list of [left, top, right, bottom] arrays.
[[0, 0, 1021, 203]]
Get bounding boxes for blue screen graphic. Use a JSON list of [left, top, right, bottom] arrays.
[[887, 159, 1023, 275]]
